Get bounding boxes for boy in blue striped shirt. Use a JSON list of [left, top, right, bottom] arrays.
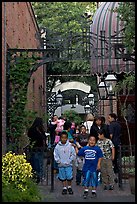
[[76, 135, 103, 198]]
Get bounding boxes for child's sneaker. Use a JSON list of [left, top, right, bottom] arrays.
[[91, 192, 97, 198], [109, 185, 114, 190], [104, 185, 108, 190], [83, 191, 88, 199], [62, 188, 67, 195], [67, 187, 73, 194]]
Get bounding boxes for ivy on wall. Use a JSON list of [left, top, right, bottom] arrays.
[[6, 52, 40, 153]]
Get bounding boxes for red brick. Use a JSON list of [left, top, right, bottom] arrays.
[[2, 2, 46, 154]]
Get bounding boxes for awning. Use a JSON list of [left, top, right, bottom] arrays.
[[90, 2, 135, 75]]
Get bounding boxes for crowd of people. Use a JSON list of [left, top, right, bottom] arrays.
[[27, 112, 121, 199]]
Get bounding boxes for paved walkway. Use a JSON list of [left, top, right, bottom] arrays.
[[38, 165, 135, 202]]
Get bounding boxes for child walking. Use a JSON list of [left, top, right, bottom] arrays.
[[54, 131, 76, 195], [96, 128, 115, 190], [75, 125, 89, 185], [76, 135, 103, 199]]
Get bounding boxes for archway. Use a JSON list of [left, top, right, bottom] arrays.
[[52, 81, 91, 116], [52, 81, 91, 93]]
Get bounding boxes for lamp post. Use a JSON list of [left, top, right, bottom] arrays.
[[104, 71, 117, 98], [105, 71, 117, 113], [97, 76, 108, 100], [56, 89, 63, 106], [47, 89, 63, 118], [47, 89, 63, 192], [84, 104, 91, 114], [88, 92, 94, 106], [97, 72, 117, 113], [84, 91, 98, 116]]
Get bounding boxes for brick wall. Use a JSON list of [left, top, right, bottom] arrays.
[[2, 2, 46, 154], [2, 2, 6, 155]]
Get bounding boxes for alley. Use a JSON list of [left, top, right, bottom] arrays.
[[38, 165, 135, 202]]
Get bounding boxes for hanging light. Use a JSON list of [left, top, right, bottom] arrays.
[[88, 91, 94, 106], [56, 89, 63, 106], [105, 72, 117, 97], [97, 76, 108, 100], [84, 104, 91, 114]]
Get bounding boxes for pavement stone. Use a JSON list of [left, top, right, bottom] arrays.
[[38, 167, 135, 202]]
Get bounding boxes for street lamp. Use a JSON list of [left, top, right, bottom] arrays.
[[84, 91, 98, 115], [97, 72, 117, 100], [104, 71, 117, 97], [47, 89, 63, 117], [47, 89, 63, 193], [84, 104, 91, 114], [88, 92, 94, 106], [56, 89, 63, 106], [97, 76, 108, 100], [97, 72, 117, 114]]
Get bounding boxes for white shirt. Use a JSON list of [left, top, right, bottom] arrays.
[[83, 121, 93, 134]]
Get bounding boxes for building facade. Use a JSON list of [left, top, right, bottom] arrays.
[[90, 2, 135, 145], [2, 2, 46, 154]]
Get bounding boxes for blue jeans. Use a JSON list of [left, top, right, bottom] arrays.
[[83, 170, 98, 187], [30, 151, 44, 182]]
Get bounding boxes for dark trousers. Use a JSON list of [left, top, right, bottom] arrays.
[[30, 151, 44, 182], [113, 146, 120, 174], [76, 169, 83, 184]]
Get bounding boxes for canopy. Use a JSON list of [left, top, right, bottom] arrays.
[[90, 2, 135, 75]]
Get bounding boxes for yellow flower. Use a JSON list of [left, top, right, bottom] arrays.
[[2, 151, 34, 191]]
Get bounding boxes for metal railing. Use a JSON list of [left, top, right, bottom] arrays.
[[118, 145, 135, 189]]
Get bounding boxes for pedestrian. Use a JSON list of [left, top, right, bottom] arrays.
[[90, 115, 108, 141], [84, 113, 94, 134], [63, 120, 74, 143], [48, 115, 58, 146], [56, 116, 65, 133], [27, 117, 46, 183], [90, 116, 103, 141], [54, 128, 61, 145], [76, 135, 103, 199], [75, 125, 89, 185], [53, 127, 61, 174], [70, 122, 76, 136], [73, 123, 80, 141], [96, 128, 115, 190], [107, 113, 121, 179], [101, 116, 110, 139], [54, 131, 76, 195]]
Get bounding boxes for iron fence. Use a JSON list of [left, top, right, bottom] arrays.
[[118, 145, 135, 189]]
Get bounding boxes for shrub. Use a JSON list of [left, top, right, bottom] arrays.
[[2, 179, 42, 202], [63, 110, 82, 125], [2, 151, 42, 202], [122, 156, 135, 176]]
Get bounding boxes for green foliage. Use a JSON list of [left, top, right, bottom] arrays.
[[7, 53, 39, 152], [2, 178, 42, 202], [116, 2, 135, 53], [114, 73, 135, 118], [63, 110, 82, 125], [2, 151, 33, 190], [32, 2, 97, 33], [31, 2, 97, 90], [114, 72, 135, 155], [2, 151, 42, 202], [122, 156, 135, 175], [115, 73, 135, 95]]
